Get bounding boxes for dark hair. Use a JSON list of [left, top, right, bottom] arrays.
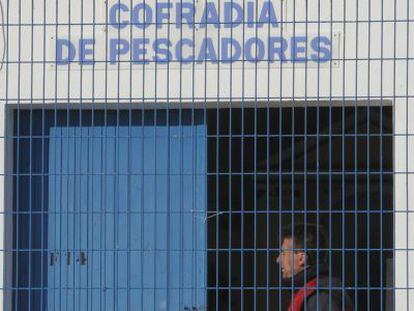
[[280, 223, 328, 265]]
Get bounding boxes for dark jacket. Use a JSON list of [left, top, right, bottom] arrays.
[[282, 264, 354, 311]]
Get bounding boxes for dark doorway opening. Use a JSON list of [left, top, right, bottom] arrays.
[[206, 106, 393, 310]]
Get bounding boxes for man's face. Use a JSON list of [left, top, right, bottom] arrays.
[[276, 238, 306, 279]]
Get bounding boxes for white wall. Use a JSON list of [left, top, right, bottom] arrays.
[[1, 0, 412, 102]]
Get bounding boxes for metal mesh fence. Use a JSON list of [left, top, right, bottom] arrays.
[[0, 0, 413, 310]]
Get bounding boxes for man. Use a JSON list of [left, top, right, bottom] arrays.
[[277, 223, 353, 311]]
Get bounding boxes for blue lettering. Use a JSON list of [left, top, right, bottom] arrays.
[[246, 1, 255, 28], [197, 38, 218, 63], [56, 39, 76, 64], [132, 3, 152, 29], [200, 3, 219, 28], [153, 39, 172, 62], [132, 38, 149, 63], [291, 36, 307, 62], [224, 2, 243, 28], [258, 1, 278, 28], [176, 3, 195, 28], [245, 37, 265, 62], [79, 39, 95, 65], [311, 36, 332, 62], [109, 4, 129, 30], [268, 37, 288, 62], [156, 2, 172, 29], [221, 38, 241, 63], [176, 39, 194, 63], [110, 39, 129, 64]]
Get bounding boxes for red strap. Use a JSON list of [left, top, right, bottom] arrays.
[[287, 278, 318, 311]]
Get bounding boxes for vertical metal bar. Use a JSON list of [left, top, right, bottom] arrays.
[[153, 2, 159, 309], [404, 0, 410, 308], [60, 98, 65, 311], [166, 0, 172, 307], [190, 1, 201, 309], [91, 1, 97, 310], [127, 0, 133, 309], [229, 0, 233, 307], [316, 0, 322, 308], [114, 0, 121, 308], [115, 0, 122, 309], [291, 0, 297, 308], [328, 0, 334, 309], [79, 75, 84, 311], [192, 96, 196, 308], [354, 0, 360, 308], [103, 0, 109, 309], [28, 0, 34, 306], [240, 2, 246, 309], [215, 0, 220, 308], [102, 104, 107, 311], [140, 0, 147, 308], [265, 1, 271, 310], [367, 0, 372, 308], [72, 64, 77, 311], [392, 0, 398, 307], [66, 0, 73, 307], [179, 1, 185, 308], [201, 2, 208, 308], [253, 1, 258, 310], [304, 0, 309, 309], [191, 61, 196, 311], [379, 0, 385, 308], [278, 1, 284, 310], [241, 0, 246, 309], [14, 0, 21, 309], [98, 111, 103, 311], [79, 0, 86, 310], [140, 42, 145, 311], [52, 0, 59, 309], [341, 0, 347, 308], [41, 0, 47, 307]]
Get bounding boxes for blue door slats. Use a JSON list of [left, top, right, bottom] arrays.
[[48, 119, 206, 310]]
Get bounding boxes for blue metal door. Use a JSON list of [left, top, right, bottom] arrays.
[[47, 119, 206, 310]]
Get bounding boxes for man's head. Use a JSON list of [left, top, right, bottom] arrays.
[[276, 223, 326, 279]]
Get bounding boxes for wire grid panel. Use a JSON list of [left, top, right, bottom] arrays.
[[0, 0, 413, 310]]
